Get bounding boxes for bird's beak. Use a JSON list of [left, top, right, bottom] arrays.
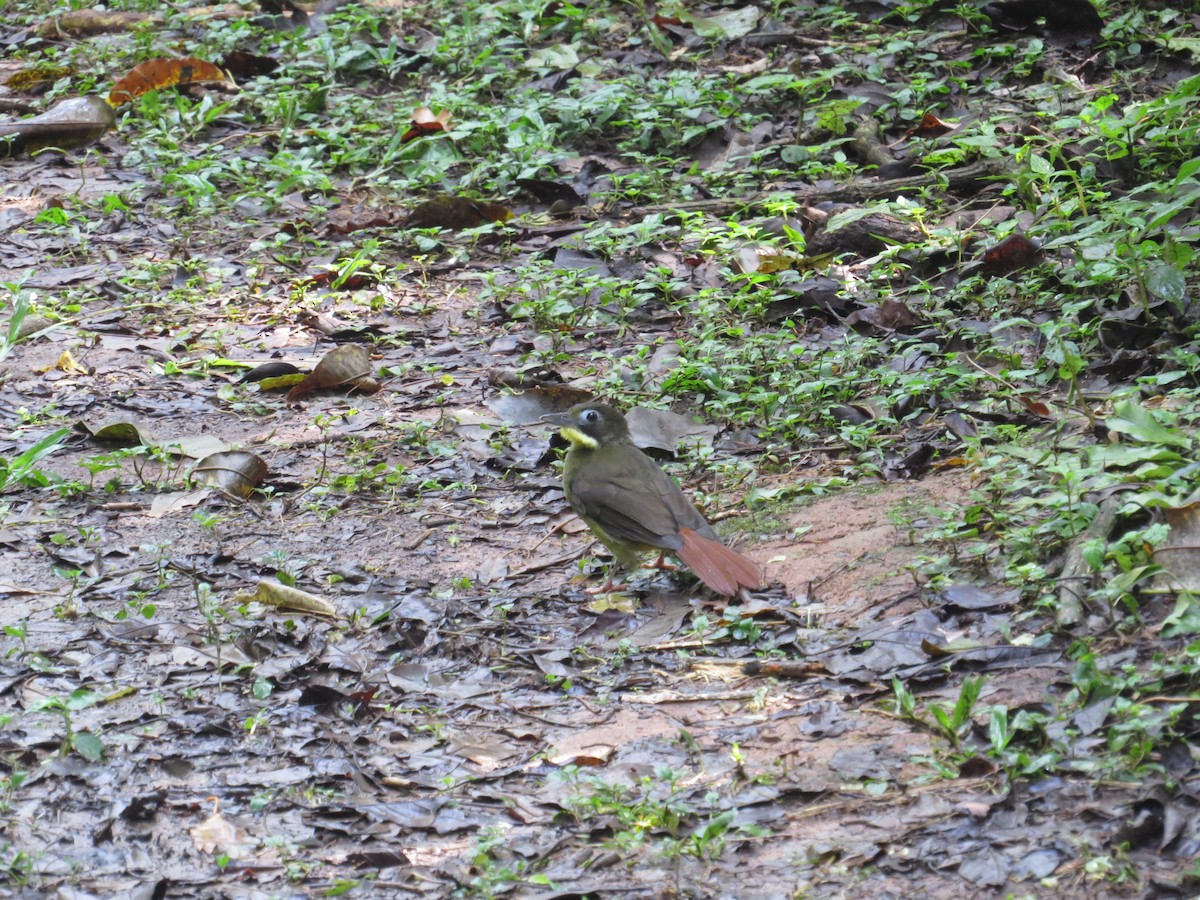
[[540, 412, 573, 427]]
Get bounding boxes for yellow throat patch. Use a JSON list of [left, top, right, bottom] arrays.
[[559, 426, 599, 450]]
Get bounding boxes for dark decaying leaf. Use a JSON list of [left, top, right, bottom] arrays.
[[624, 406, 719, 453], [981, 0, 1103, 39], [830, 746, 889, 781], [406, 195, 513, 230], [919, 641, 1061, 671], [939, 584, 1017, 611], [845, 297, 921, 333], [980, 234, 1043, 274], [487, 386, 595, 425], [298, 683, 351, 706], [942, 410, 978, 440], [221, 50, 280, 79], [1152, 502, 1200, 594], [515, 177, 584, 209], [239, 361, 303, 384], [192, 450, 268, 497], [959, 847, 1011, 886], [344, 850, 411, 869], [1012, 848, 1062, 880], [0, 96, 116, 157], [806, 212, 923, 257]]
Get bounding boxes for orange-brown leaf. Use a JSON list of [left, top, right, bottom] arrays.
[[906, 112, 956, 138], [981, 234, 1043, 275], [108, 57, 233, 107], [401, 106, 451, 143]]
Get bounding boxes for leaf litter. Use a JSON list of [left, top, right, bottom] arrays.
[[1, 0, 1198, 897]]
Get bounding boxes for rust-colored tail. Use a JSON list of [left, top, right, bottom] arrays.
[[677, 527, 764, 596]]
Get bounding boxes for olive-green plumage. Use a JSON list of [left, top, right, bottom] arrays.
[[542, 403, 763, 596]]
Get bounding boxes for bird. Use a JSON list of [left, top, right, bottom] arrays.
[[541, 402, 763, 596]]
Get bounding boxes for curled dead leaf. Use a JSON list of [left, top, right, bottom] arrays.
[[190, 797, 258, 858], [35, 349, 90, 376], [242, 580, 339, 618], [108, 57, 234, 107], [905, 112, 957, 138], [401, 105, 451, 143], [192, 450, 268, 498], [0, 96, 116, 158], [76, 418, 230, 459], [286, 344, 378, 401]]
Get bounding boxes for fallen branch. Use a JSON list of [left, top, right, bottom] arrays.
[[626, 158, 1011, 220]]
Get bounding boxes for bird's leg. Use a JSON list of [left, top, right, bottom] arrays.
[[643, 551, 677, 572]]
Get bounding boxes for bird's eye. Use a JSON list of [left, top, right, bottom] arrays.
[[583, 409, 600, 423]]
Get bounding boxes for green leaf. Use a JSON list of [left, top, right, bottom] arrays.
[[0, 427, 71, 493], [65, 688, 102, 711], [988, 706, 1010, 752], [951, 676, 982, 729], [680, 6, 760, 39], [825, 205, 883, 234], [1106, 399, 1190, 448], [1087, 442, 1185, 470], [71, 731, 105, 763], [1175, 155, 1200, 184], [1162, 594, 1200, 637], [1145, 262, 1187, 308]]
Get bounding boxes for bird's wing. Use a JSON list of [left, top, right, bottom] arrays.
[[568, 452, 714, 551]]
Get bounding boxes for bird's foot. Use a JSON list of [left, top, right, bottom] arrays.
[[643, 552, 677, 572], [586, 579, 631, 595]]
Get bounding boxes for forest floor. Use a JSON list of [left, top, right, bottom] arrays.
[[1, 0, 1198, 897]]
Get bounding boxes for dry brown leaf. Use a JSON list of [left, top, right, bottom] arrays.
[[406, 195, 513, 230], [286, 344, 378, 401], [192, 450, 268, 498], [189, 798, 258, 858], [401, 105, 451, 143]]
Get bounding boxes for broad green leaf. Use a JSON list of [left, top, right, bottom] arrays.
[[1105, 399, 1190, 448], [71, 731, 105, 763], [1145, 262, 1186, 307], [681, 6, 760, 39]]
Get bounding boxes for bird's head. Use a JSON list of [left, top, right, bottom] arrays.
[[541, 403, 630, 449]]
